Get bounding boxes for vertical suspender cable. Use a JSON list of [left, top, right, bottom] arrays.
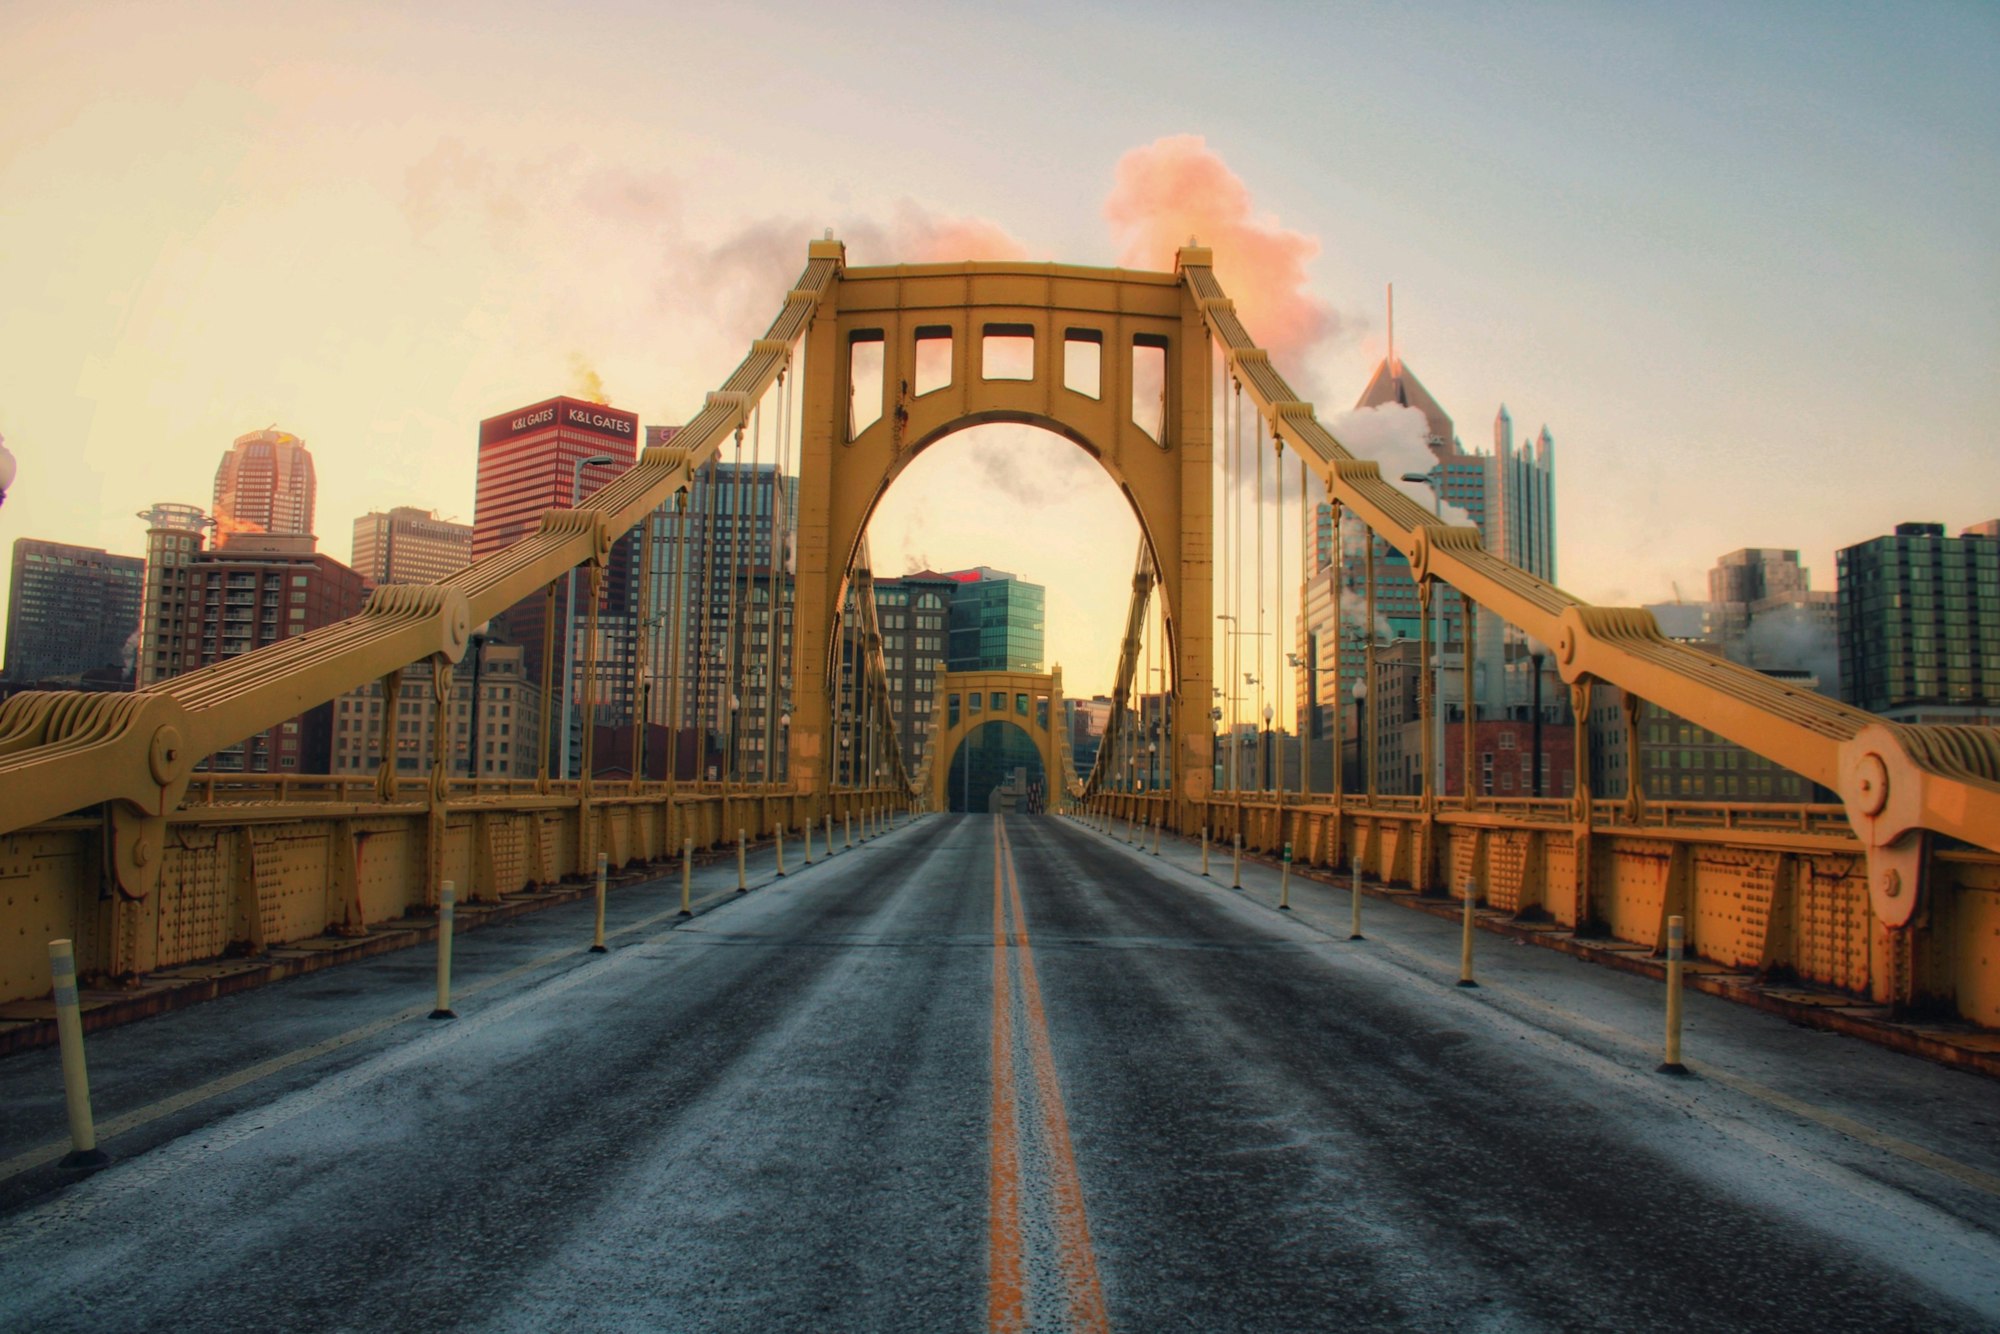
[[666, 490, 689, 785], [723, 422, 748, 784], [631, 508, 652, 789], [1229, 378, 1242, 793], [1254, 404, 1266, 792], [1300, 456, 1309, 795], [744, 399, 763, 779], [1274, 432, 1284, 800], [1215, 350, 1227, 796], [1365, 522, 1378, 801], [764, 365, 789, 782], [697, 458, 721, 781]]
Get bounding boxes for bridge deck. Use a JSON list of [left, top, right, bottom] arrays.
[[2, 815, 1995, 1330]]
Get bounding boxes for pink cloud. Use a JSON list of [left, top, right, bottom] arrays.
[[1104, 134, 1340, 369]]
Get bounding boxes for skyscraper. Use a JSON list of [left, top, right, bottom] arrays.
[[944, 566, 1045, 672], [214, 429, 315, 536], [1490, 406, 1556, 584], [874, 569, 957, 774], [1837, 521, 2000, 723], [1706, 547, 1838, 687], [352, 507, 473, 586], [3, 539, 144, 685], [474, 396, 641, 775], [1302, 347, 1559, 746], [940, 567, 1047, 811], [140, 530, 367, 771], [647, 459, 792, 780]]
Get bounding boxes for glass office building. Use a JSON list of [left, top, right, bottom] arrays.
[[946, 567, 1045, 672]]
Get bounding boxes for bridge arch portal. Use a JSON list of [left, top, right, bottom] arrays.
[[793, 257, 1213, 820], [925, 670, 1068, 815]]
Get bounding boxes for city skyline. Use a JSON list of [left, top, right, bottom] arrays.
[[2, 3, 1995, 699]]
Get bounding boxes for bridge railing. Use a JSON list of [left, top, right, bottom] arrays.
[[0, 783, 910, 1003]]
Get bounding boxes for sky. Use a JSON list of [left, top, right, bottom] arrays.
[[2, 0, 1995, 700]]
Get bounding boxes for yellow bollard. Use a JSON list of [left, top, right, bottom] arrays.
[[844, 811, 853, 849], [775, 823, 787, 877], [1280, 843, 1292, 910], [1231, 833, 1243, 890], [1349, 856, 1364, 940], [826, 813, 835, 854], [590, 852, 609, 953], [679, 838, 694, 918], [1152, 820, 1162, 856], [431, 882, 458, 1018], [1200, 827, 1210, 877], [1457, 878, 1479, 988], [803, 816, 815, 864], [736, 828, 748, 893], [47, 939, 109, 1169], [1659, 914, 1689, 1075]]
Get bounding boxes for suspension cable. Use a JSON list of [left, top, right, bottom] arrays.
[[665, 489, 689, 786], [762, 364, 788, 783], [1274, 428, 1284, 801], [722, 424, 747, 785], [744, 396, 756, 784], [1254, 402, 1266, 792]]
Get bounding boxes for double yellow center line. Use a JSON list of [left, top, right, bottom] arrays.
[[988, 813, 1108, 1333]]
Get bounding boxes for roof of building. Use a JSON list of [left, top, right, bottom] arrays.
[[1356, 356, 1455, 451]]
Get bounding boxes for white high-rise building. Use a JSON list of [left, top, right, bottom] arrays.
[[1490, 406, 1556, 584]]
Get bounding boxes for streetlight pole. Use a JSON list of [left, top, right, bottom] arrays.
[[1216, 612, 1237, 794], [561, 455, 616, 781], [1401, 468, 1451, 798], [462, 621, 490, 779]]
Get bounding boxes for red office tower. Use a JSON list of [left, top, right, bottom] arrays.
[[474, 397, 641, 771], [474, 397, 639, 561]]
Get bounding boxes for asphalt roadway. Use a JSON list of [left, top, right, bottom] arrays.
[[1, 812, 1997, 1332]]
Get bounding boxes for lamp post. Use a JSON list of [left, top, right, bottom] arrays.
[[462, 620, 491, 778], [1262, 703, 1275, 790], [1288, 652, 1341, 796], [1401, 468, 1452, 797], [561, 454, 617, 781], [1216, 612, 1238, 792]]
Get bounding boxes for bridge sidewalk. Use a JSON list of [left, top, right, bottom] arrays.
[[1098, 816, 2000, 1080], [1064, 813, 2000, 1223], [0, 826, 816, 1059], [0, 814, 914, 1203]]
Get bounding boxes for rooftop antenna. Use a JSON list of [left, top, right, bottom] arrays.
[[1386, 283, 1396, 376]]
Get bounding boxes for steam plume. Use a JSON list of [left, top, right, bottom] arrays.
[[1105, 135, 1341, 372], [568, 355, 609, 404]]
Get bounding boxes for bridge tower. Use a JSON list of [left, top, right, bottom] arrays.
[[789, 249, 1214, 826]]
